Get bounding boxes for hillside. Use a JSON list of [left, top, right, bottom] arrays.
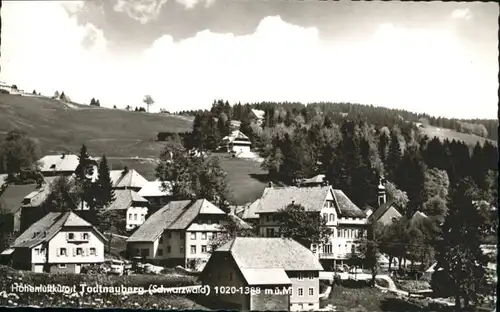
[[0, 94, 192, 157], [1, 94, 493, 206], [418, 124, 496, 147]]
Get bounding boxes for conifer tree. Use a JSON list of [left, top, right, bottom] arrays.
[[432, 178, 490, 309], [396, 143, 427, 217], [75, 144, 96, 210], [95, 155, 115, 209], [90, 98, 96, 106], [385, 132, 402, 182]]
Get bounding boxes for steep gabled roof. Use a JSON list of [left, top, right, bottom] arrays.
[[107, 189, 148, 210], [332, 190, 367, 218], [217, 237, 323, 272], [241, 199, 260, 220], [38, 154, 80, 172], [22, 176, 68, 208], [256, 186, 331, 214], [12, 212, 106, 248], [0, 184, 39, 214], [251, 109, 265, 120], [221, 130, 251, 145], [138, 180, 172, 197], [109, 169, 148, 189], [369, 200, 402, 222], [127, 199, 225, 242]]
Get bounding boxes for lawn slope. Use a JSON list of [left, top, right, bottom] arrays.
[[0, 94, 192, 158]]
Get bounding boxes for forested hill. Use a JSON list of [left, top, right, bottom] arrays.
[[177, 100, 498, 141]]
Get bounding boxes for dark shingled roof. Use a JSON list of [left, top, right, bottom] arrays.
[[12, 212, 106, 248], [0, 184, 39, 214], [369, 200, 401, 222], [127, 199, 225, 242], [256, 186, 366, 218]]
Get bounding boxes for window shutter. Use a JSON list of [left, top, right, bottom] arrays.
[[73, 248, 76, 257]]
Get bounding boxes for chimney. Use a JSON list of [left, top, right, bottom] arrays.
[[377, 177, 387, 207], [268, 181, 273, 188]]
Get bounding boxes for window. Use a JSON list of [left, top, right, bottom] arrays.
[[76, 248, 83, 256], [167, 246, 171, 253], [34, 249, 40, 255], [323, 213, 328, 221], [329, 213, 334, 222], [180, 246, 184, 253], [58, 264, 66, 268], [266, 215, 271, 222], [266, 228, 275, 237], [201, 245, 207, 253], [207, 219, 212, 224], [158, 249, 163, 256], [190, 245, 196, 254], [134, 214, 137, 220], [201, 233, 207, 240], [337, 228, 341, 238], [308, 288, 314, 296], [60, 248, 67, 256], [82, 233, 89, 240], [68, 233, 74, 240], [129, 213, 132, 220], [90, 248, 96, 256], [309, 272, 315, 280], [168, 232, 172, 239], [297, 288, 304, 296], [297, 273, 303, 281], [191, 232, 196, 240]]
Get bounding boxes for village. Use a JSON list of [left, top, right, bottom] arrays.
[[0, 102, 497, 312]]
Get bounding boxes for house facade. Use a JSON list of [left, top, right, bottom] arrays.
[[5, 212, 106, 273], [200, 237, 323, 311], [220, 130, 252, 155], [106, 189, 149, 231], [255, 185, 368, 269], [126, 199, 227, 270]]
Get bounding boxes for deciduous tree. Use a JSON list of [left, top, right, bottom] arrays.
[[276, 203, 333, 249]]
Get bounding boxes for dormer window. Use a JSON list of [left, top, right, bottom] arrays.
[[82, 233, 89, 240], [32, 231, 40, 238], [68, 233, 74, 240], [50, 164, 56, 169]]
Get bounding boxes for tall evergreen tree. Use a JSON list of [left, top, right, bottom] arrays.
[[432, 178, 491, 309], [423, 137, 447, 170], [377, 129, 390, 166], [385, 132, 402, 183], [95, 155, 115, 209], [396, 143, 427, 217], [75, 144, 96, 210]]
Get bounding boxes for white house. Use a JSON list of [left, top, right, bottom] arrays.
[[201, 237, 323, 311], [106, 189, 149, 231], [3, 211, 107, 273], [109, 168, 148, 191], [37, 154, 98, 179], [255, 184, 368, 269], [127, 199, 227, 270], [251, 109, 265, 126], [137, 180, 172, 212], [220, 130, 252, 155]]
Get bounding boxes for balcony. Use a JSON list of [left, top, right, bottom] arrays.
[[318, 252, 351, 260]]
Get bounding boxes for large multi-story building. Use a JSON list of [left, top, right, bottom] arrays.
[[2, 212, 106, 273], [255, 184, 368, 269], [126, 199, 227, 270]]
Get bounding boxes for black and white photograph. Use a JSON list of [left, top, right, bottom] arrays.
[[0, 0, 498, 310]]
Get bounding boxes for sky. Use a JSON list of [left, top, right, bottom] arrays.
[[1, 0, 498, 119]]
